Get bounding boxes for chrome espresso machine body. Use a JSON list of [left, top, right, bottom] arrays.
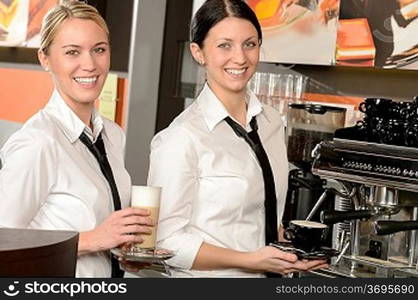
[[310, 98, 418, 278]]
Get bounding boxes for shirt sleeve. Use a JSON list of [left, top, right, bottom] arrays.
[[147, 126, 204, 270], [0, 131, 57, 228]]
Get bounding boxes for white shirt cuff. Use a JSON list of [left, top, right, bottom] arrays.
[[158, 233, 204, 270]]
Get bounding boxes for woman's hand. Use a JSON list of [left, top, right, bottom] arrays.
[[247, 246, 328, 275], [118, 258, 152, 273], [78, 207, 154, 255]]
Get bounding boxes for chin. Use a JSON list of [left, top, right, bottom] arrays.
[[227, 83, 248, 93], [74, 93, 100, 104]]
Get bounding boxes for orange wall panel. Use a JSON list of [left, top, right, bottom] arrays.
[[0, 68, 54, 123]]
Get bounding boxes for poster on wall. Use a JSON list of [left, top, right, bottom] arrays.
[[0, 0, 58, 48], [247, 0, 341, 65], [337, 0, 418, 70]]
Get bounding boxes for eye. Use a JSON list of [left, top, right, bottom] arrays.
[[218, 43, 231, 49], [65, 49, 79, 56], [244, 41, 258, 49], [94, 47, 107, 54]]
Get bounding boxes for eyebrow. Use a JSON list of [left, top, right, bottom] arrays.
[[215, 36, 258, 42], [61, 41, 109, 48]]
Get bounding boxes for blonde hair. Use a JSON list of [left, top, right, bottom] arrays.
[[40, 0, 109, 55]]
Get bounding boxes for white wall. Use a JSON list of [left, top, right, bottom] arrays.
[[0, 120, 21, 148], [192, 0, 205, 15]]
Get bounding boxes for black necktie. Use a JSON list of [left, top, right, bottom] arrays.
[[79, 131, 124, 278], [224, 116, 278, 246]]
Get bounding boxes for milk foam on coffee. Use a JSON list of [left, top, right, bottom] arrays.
[[291, 220, 327, 228], [131, 185, 161, 249]]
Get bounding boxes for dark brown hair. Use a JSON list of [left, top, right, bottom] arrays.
[[190, 0, 262, 47]]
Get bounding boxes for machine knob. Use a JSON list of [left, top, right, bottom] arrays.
[[403, 169, 409, 176], [396, 168, 401, 175], [410, 170, 415, 177]]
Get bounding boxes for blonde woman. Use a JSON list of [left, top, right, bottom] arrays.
[[0, 1, 152, 277]]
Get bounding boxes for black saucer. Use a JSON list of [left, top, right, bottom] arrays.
[[269, 242, 340, 260]]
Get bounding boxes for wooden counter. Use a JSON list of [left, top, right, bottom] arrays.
[[0, 228, 78, 277]]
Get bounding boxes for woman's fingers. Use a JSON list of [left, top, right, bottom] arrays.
[[268, 247, 298, 262], [121, 233, 144, 244], [122, 224, 152, 235], [121, 215, 155, 226], [118, 257, 152, 272], [269, 257, 328, 274], [116, 207, 151, 218]]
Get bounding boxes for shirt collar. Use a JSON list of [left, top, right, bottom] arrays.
[[43, 90, 105, 143], [197, 83, 269, 131]]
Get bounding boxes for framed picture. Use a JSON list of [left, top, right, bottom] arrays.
[[0, 0, 58, 48], [247, 0, 341, 66], [337, 0, 418, 70]]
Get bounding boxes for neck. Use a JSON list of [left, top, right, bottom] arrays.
[[208, 83, 247, 127], [75, 105, 94, 129], [58, 92, 94, 129]]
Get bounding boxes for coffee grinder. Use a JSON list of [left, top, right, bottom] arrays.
[[283, 103, 346, 226]]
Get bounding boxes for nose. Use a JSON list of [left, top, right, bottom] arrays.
[[232, 46, 247, 65], [80, 52, 96, 71]]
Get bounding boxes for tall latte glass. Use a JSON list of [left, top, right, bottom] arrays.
[[131, 185, 161, 251]]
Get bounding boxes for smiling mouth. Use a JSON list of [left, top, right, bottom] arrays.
[[74, 76, 98, 85], [225, 68, 247, 76]]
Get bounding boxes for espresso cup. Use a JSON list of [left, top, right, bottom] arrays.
[[284, 220, 328, 252], [378, 119, 405, 146], [359, 98, 392, 118], [405, 123, 418, 147], [131, 185, 162, 250]]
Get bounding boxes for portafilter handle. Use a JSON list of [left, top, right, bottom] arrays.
[[320, 210, 374, 225], [375, 221, 418, 235]]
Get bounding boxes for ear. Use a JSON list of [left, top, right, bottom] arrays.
[[190, 42, 205, 65], [38, 49, 50, 72]]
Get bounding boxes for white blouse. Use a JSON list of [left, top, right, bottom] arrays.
[[0, 90, 131, 277], [148, 84, 288, 277]]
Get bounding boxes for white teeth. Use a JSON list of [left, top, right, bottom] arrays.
[[74, 77, 97, 84], [226, 69, 246, 75]]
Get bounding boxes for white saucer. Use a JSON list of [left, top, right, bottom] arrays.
[[111, 247, 174, 263]]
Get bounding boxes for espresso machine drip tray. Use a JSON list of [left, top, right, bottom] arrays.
[[312, 139, 418, 193]]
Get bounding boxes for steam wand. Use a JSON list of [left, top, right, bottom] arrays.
[[305, 186, 356, 221]]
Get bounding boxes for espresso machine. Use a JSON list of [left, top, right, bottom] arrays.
[[308, 98, 418, 277], [283, 103, 346, 227]]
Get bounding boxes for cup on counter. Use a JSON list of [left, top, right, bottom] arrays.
[[131, 185, 162, 251], [284, 220, 328, 252]]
